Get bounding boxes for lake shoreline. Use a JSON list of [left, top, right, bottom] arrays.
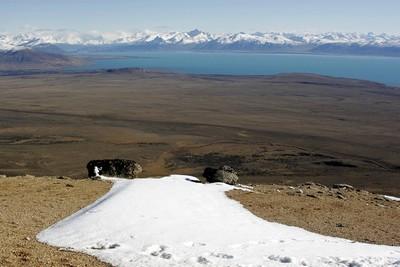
[[0, 67, 398, 89], [70, 51, 400, 86]]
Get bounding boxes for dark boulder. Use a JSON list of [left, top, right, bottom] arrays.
[[203, 167, 218, 182], [87, 159, 142, 179], [202, 165, 239, 185]]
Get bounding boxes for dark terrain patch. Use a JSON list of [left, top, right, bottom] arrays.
[[315, 160, 358, 168], [171, 152, 245, 169]]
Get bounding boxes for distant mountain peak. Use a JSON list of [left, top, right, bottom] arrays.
[[187, 29, 203, 37], [1, 30, 400, 56]]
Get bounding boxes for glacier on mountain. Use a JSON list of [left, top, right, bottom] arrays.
[[1, 29, 400, 56]]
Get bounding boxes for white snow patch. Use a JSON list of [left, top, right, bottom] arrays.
[[37, 175, 400, 267], [384, 195, 400, 202]]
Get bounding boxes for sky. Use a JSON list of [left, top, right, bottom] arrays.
[[1, 0, 399, 34]]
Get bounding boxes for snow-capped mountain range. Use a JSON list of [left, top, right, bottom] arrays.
[[1, 29, 400, 56]]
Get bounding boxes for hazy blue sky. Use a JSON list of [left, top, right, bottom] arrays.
[[1, 0, 399, 34]]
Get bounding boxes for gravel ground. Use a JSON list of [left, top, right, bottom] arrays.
[[228, 182, 400, 246], [0, 176, 112, 267]]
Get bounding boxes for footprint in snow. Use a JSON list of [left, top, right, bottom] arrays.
[[160, 252, 173, 259], [90, 241, 120, 250], [267, 255, 293, 264], [211, 252, 234, 259], [143, 244, 167, 256], [142, 244, 175, 260], [197, 256, 210, 264]]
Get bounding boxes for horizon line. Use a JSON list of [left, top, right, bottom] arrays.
[[1, 28, 400, 36]]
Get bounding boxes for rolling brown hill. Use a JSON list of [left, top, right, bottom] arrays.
[[0, 49, 82, 70]]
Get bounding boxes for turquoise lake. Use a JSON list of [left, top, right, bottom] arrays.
[[77, 52, 400, 86]]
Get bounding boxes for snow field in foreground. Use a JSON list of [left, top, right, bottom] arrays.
[[37, 175, 400, 267]]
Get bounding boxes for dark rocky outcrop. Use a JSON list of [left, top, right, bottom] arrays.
[[87, 159, 142, 179], [202, 165, 239, 185]]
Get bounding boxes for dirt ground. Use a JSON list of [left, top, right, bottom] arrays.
[[0, 71, 399, 195], [0, 176, 111, 267], [228, 182, 400, 246]]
